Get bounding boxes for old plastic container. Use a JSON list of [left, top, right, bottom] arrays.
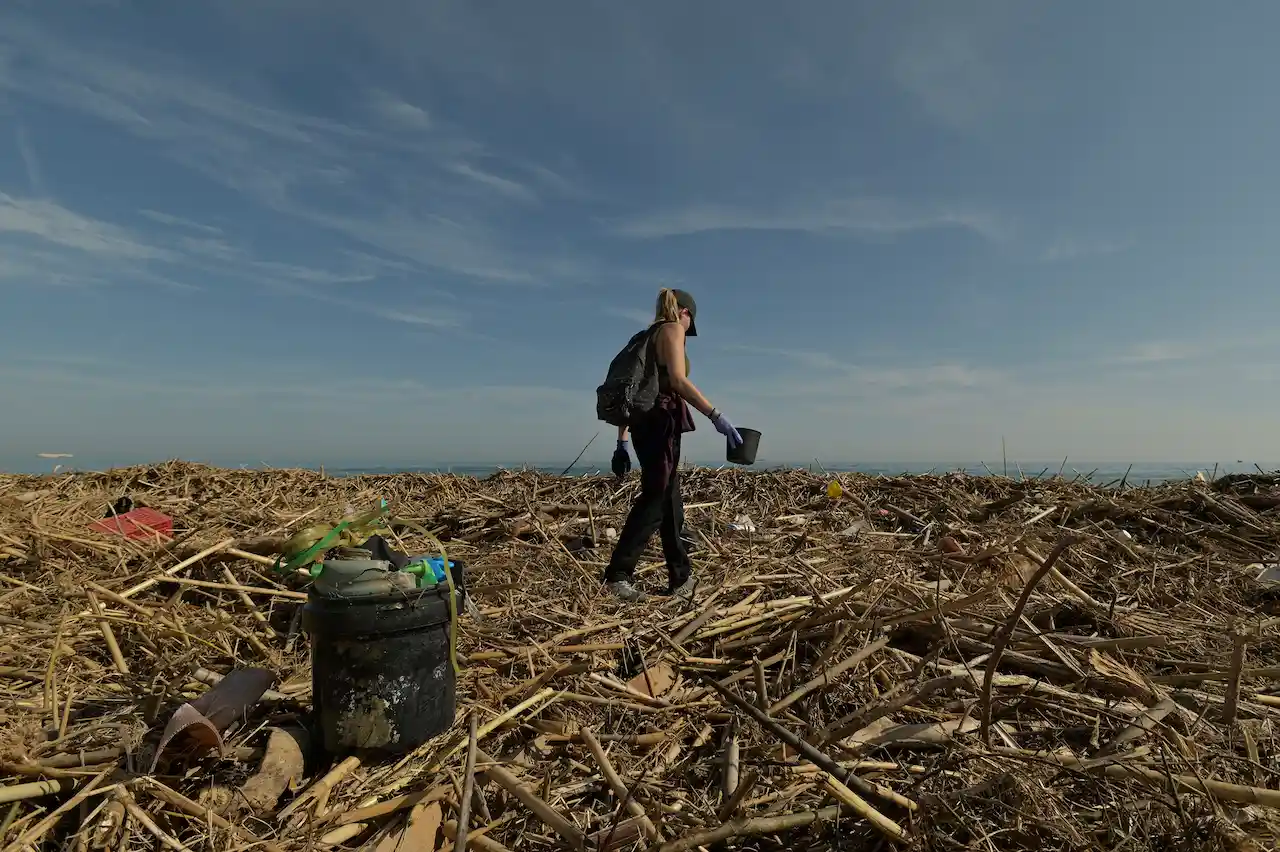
[[727, 428, 762, 465], [89, 507, 174, 540], [303, 561, 465, 755]]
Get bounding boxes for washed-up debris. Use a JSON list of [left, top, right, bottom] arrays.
[[89, 506, 174, 540], [1251, 563, 1280, 584], [238, 725, 310, 815], [3, 460, 1280, 850], [151, 667, 276, 771]]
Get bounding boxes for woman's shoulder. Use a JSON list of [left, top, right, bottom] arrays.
[[652, 319, 683, 340]]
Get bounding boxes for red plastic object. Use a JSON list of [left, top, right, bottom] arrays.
[[90, 507, 174, 540]]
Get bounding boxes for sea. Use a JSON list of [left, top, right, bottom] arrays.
[[323, 460, 1275, 486], [6, 458, 1275, 485]]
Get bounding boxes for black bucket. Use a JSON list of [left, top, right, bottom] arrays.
[[303, 562, 465, 756], [727, 428, 762, 465]]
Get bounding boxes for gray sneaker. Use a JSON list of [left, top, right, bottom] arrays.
[[605, 580, 648, 602], [668, 574, 697, 602]]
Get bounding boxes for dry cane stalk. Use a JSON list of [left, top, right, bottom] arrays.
[[1223, 631, 1249, 726], [333, 785, 450, 827], [721, 721, 740, 801], [85, 591, 129, 675], [117, 789, 189, 852], [475, 749, 585, 848], [753, 656, 768, 711], [277, 755, 361, 820], [5, 767, 112, 851], [0, 778, 74, 804], [1097, 697, 1179, 757], [769, 636, 889, 715], [658, 804, 845, 852], [699, 674, 911, 838], [455, 714, 480, 852], [999, 747, 1280, 809], [140, 777, 284, 852], [443, 820, 514, 852], [220, 566, 279, 638], [980, 535, 1078, 745], [98, 538, 237, 609], [581, 727, 658, 841], [715, 768, 759, 823]]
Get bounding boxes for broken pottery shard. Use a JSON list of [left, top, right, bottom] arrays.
[[150, 667, 276, 772], [626, 662, 676, 699], [391, 801, 443, 852], [238, 726, 310, 815], [838, 520, 868, 536]]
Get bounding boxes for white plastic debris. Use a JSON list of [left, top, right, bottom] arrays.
[[727, 514, 757, 534], [1250, 564, 1280, 584]]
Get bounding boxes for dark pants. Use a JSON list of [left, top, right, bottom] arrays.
[[604, 423, 691, 592]]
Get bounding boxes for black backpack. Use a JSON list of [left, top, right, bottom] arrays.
[[596, 323, 666, 427]]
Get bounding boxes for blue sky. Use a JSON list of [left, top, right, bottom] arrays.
[[3, 1, 1280, 471]]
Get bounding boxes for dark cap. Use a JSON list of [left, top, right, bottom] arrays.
[[672, 288, 698, 336]]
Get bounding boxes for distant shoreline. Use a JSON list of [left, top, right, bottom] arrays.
[[3, 457, 1275, 485]]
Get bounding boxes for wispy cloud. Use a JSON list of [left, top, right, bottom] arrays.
[[522, 164, 589, 200], [613, 198, 1007, 241], [891, 31, 1000, 131], [1042, 235, 1133, 262], [447, 162, 538, 203], [368, 307, 466, 329], [0, 13, 583, 285], [721, 344, 1003, 398], [1112, 341, 1194, 364], [14, 124, 45, 196], [0, 245, 112, 288], [1102, 336, 1278, 368], [368, 90, 432, 130], [138, 209, 224, 235], [886, 3, 1016, 132], [298, 207, 541, 283], [176, 235, 244, 262], [2, 191, 399, 296], [0, 18, 359, 213], [602, 306, 653, 327], [2, 355, 578, 413], [0, 192, 170, 259]]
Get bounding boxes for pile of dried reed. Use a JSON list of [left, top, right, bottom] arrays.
[[3, 460, 1280, 851]]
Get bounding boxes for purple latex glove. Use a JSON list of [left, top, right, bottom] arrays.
[[710, 410, 743, 448], [611, 440, 632, 479]]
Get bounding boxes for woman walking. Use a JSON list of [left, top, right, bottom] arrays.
[[604, 288, 743, 602]]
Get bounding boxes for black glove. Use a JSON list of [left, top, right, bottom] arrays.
[[611, 440, 632, 479]]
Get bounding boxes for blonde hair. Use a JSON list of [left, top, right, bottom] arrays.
[[653, 288, 681, 324]]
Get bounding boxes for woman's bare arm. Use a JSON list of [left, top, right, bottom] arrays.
[[655, 323, 715, 416]]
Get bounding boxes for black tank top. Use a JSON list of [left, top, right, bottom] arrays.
[[649, 321, 696, 434]]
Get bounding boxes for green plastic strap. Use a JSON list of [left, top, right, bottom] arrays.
[[273, 520, 352, 575]]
